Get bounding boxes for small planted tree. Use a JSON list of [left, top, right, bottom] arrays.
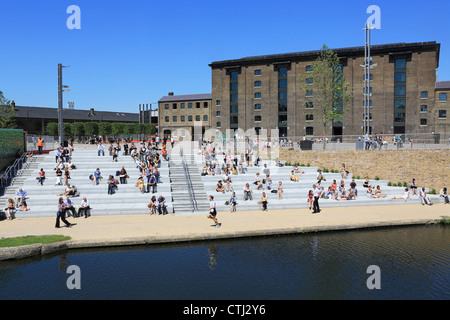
[[0, 91, 16, 129], [299, 45, 353, 149]]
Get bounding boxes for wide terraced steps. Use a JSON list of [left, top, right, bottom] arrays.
[[1, 148, 172, 218]]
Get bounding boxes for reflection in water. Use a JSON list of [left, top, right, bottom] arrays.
[[207, 245, 218, 271], [0, 225, 449, 300]]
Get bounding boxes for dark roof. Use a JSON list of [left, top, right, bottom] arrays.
[[158, 94, 212, 103], [209, 41, 440, 68], [436, 81, 450, 90], [11, 106, 139, 122]]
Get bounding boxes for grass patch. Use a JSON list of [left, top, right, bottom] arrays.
[[0, 235, 71, 248], [440, 218, 450, 225]]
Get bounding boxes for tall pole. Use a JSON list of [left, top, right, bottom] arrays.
[[58, 63, 63, 146]]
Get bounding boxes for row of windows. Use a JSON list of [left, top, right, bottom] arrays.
[[164, 115, 208, 122], [164, 102, 208, 110]]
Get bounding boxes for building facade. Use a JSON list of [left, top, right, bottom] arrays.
[[209, 41, 442, 138], [158, 93, 212, 141], [434, 81, 450, 136]]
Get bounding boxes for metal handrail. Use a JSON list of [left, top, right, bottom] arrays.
[[180, 147, 198, 211], [0, 152, 30, 195]]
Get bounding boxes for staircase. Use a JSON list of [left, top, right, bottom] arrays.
[[0, 147, 173, 218], [168, 151, 209, 215]]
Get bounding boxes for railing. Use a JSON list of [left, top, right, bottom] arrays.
[[180, 147, 198, 211], [0, 152, 30, 196]]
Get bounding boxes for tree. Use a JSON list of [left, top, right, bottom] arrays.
[[63, 123, 72, 137], [0, 90, 16, 129], [299, 45, 353, 149], [72, 122, 86, 137], [45, 122, 59, 136], [84, 121, 98, 136], [98, 122, 112, 137]]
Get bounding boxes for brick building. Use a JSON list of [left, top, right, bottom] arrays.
[[158, 93, 212, 141], [434, 81, 450, 137], [209, 41, 443, 139]]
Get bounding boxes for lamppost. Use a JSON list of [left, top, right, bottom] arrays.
[[58, 63, 70, 146]]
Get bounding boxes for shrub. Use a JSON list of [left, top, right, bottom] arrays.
[[387, 182, 392, 186]]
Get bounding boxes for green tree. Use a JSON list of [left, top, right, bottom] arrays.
[[84, 121, 99, 136], [63, 123, 72, 137], [111, 122, 125, 137], [299, 44, 353, 149], [98, 122, 112, 137], [45, 122, 59, 136], [72, 122, 86, 137], [0, 90, 16, 129], [144, 123, 156, 135]]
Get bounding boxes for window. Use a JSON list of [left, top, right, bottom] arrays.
[[230, 94, 238, 102], [172, 103, 177, 109], [230, 105, 238, 114], [420, 118, 427, 126], [230, 116, 238, 124], [420, 105, 428, 112], [216, 100, 221, 106], [394, 72, 406, 83], [164, 116, 169, 122], [439, 93, 448, 102], [254, 92, 262, 99], [306, 90, 313, 97], [196, 102, 201, 108], [230, 71, 238, 80], [254, 69, 261, 76], [230, 82, 238, 91], [306, 78, 314, 85], [180, 116, 185, 122], [254, 115, 262, 122], [394, 99, 406, 110], [421, 91, 428, 99], [254, 103, 262, 110], [439, 110, 447, 118], [306, 127, 314, 136], [254, 81, 261, 87], [278, 91, 287, 100], [278, 67, 287, 77], [306, 101, 314, 109], [188, 102, 192, 108], [217, 121, 222, 127], [363, 74, 373, 81], [164, 104, 169, 109], [195, 115, 200, 121], [306, 114, 314, 121], [203, 102, 208, 108], [279, 79, 287, 88], [395, 59, 406, 69], [394, 113, 406, 123], [172, 116, 177, 122], [278, 115, 287, 125], [203, 115, 208, 121], [278, 103, 287, 112], [188, 115, 193, 121], [216, 111, 221, 117], [305, 65, 314, 72], [364, 100, 373, 107], [394, 86, 406, 97], [364, 87, 373, 95], [181, 103, 185, 109]]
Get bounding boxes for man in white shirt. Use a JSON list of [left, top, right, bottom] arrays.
[[207, 195, 220, 227], [98, 142, 105, 156], [419, 187, 432, 206], [16, 188, 27, 207], [78, 197, 91, 218], [312, 184, 321, 214]]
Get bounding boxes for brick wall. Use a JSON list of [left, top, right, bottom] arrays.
[[279, 148, 450, 191]]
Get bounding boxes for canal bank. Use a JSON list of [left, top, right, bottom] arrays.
[[0, 203, 448, 260]]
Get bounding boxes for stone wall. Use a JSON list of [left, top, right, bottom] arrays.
[[279, 148, 450, 191]]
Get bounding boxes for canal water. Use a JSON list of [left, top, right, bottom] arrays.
[[0, 225, 449, 300]]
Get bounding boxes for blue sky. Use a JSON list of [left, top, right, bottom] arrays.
[[1, 0, 449, 113]]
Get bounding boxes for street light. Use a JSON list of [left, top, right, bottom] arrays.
[[58, 64, 70, 146]]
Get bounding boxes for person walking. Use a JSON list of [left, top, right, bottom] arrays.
[[55, 197, 72, 228], [207, 195, 220, 227], [312, 184, 321, 213], [229, 192, 237, 213]]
